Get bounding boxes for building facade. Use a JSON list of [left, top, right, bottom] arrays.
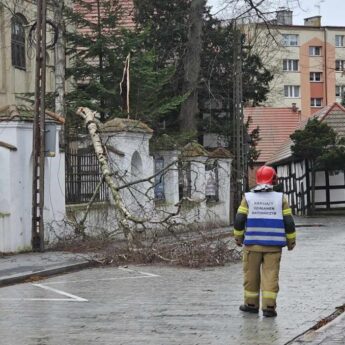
[[0, 1, 58, 108], [246, 11, 345, 118], [266, 103, 345, 214]]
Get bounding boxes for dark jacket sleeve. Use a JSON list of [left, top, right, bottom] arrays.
[[282, 196, 296, 248], [233, 197, 248, 243]]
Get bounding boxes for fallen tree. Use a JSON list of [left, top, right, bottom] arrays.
[[76, 106, 147, 248], [62, 106, 238, 268]]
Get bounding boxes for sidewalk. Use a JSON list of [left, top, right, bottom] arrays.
[[0, 251, 92, 286], [0, 226, 231, 287], [0, 225, 231, 287]]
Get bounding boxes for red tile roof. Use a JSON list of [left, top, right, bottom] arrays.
[[244, 107, 302, 163], [267, 103, 345, 165], [75, 0, 135, 36]]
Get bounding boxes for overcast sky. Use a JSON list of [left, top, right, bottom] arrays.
[[207, 0, 345, 26]]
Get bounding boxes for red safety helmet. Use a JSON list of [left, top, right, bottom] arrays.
[[256, 166, 277, 185]]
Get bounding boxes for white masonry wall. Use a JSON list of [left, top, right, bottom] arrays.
[[0, 121, 65, 252], [66, 131, 232, 238]]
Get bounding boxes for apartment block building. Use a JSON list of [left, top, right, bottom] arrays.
[[247, 10, 345, 118]]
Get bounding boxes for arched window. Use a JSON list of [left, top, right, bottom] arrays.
[[131, 151, 143, 179], [11, 14, 27, 70]]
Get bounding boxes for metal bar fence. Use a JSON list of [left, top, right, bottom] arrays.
[[65, 147, 108, 204]]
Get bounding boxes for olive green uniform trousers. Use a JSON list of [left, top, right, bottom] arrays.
[[243, 248, 282, 311]]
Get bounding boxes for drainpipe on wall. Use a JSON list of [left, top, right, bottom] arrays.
[[324, 27, 328, 105]]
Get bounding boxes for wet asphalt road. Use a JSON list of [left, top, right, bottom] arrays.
[[0, 216, 344, 345]]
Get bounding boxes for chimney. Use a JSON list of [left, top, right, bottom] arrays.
[[304, 16, 321, 27], [276, 9, 293, 25]]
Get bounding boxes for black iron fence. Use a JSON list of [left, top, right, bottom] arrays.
[[65, 147, 108, 204]]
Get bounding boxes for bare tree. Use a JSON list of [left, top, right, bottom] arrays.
[[212, 0, 302, 22]]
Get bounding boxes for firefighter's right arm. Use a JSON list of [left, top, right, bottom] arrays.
[[233, 197, 248, 246]]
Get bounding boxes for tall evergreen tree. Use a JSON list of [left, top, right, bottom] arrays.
[[65, 0, 273, 151], [64, 0, 183, 128], [133, 1, 273, 144], [200, 14, 273, 141]]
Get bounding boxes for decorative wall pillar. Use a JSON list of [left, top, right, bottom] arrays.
[[100, 118, 154, 214]]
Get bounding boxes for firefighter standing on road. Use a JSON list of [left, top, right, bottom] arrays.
[[233, 166, 296, 317]]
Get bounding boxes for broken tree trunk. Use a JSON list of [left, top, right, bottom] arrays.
[[76, 107, 144, 248]]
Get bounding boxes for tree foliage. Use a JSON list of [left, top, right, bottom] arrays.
[[64, 0, 183, 126], [134, 1, 273, 141], [245, 117, 261, 168], [133, 0, 190, 69], [201, 15, 273, 109], [290, 118, 336, 165], [65, 0, 272, 153], [200, 15, 272, 148]]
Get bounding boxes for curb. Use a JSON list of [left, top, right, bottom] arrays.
[[0, 260, 94, 287], [285, 305, 345, 344]]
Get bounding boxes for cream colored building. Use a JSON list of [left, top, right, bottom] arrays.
[[245, 10, 345, 118], [0, 1, 56, 108]]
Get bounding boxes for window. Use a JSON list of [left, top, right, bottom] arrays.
[[154, 157, 165, 201], [283, 59, 299, 71], [335, 60, 345, 71], [310, 72, 322, 82], [179, 161, 191, 199], [310, 98, 323, 107], [336, 85, 345, 97], [309, 46, 322, 56], [282, 34, 299, 46], [11, 14, 27, 70], [205, 161, 219, 203], [335, 35, 345, 47], [284, 85, 300, 98]]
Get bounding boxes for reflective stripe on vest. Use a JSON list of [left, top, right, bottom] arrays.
[[244, 191, 286, 247]]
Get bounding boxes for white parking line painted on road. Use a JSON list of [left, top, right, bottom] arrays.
[[118, 267, 160, 277], [0, 298, 84, 302], [138, 270, 160, 277], [0, 284, 88, 302], [33, 283, 88, 302]]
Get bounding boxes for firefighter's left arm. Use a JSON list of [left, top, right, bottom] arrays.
[[233, 197, 248, 246], [282, 197, 296, 250]]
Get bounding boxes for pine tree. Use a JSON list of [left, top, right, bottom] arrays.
[[133, 2, 273, 144], [64, 0, 183, 128]]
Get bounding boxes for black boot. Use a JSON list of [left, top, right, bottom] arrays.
[[239, 304, 259, 313], [263, 309, 277, 317]]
